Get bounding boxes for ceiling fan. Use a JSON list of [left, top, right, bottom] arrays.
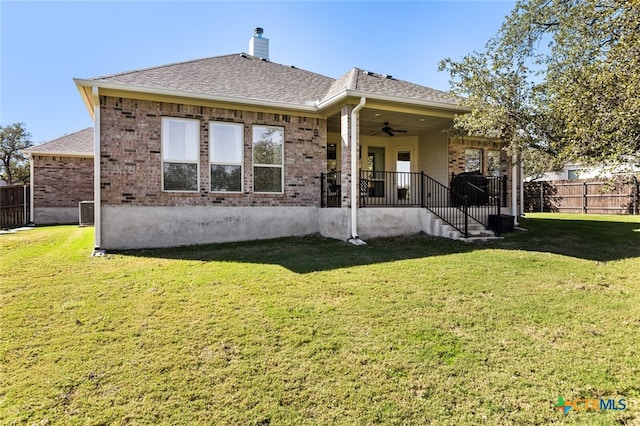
[[373, 122, 408, 137]]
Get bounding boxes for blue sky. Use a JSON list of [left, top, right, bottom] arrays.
[[1, 1, 515, 144]]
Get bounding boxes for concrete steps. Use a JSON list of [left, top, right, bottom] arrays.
[[423, 209, 500, 242]]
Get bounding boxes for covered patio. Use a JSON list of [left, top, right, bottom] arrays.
[[319, 99, 517, 240]]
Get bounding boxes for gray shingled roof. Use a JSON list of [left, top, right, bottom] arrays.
[[338, 68, 459, 105], [23, 128, 94, 156], [93, 54, 335, 106], [83, 54, 460, 109]]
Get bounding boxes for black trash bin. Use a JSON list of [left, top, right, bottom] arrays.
[[488, 214, 515, 233], [450, 171, 489, 205]]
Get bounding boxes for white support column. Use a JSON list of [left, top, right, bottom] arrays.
[[92, 87, 102, 252], [349, 98, 366, 244], [519, 158, 524, 217]]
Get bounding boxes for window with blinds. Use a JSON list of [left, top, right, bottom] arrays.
[[210, 122, 243, 192], [162, 117, 199, 191]]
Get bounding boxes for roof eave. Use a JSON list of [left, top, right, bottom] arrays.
[[74, 78, 319, 114], [74, 80, 95, 119], [23, 150, 94, 158], [316, 89, 471, 114]]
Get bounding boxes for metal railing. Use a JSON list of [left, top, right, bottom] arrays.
[[423, 174, 470, 237], [320, 171, 341, 207], [358, 170, 423, 207], [450, 173, 506, 236], [320, 170, 508, 237]]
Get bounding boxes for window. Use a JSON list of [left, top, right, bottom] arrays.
[[487, 150, 501, 177], [210, 122, 243, 192], [568, 169, 581, 180], [253, 125, 283, 193], [327, 143, 337, 172], [162, 118, 199, 191], [464, 149, 482, 173]]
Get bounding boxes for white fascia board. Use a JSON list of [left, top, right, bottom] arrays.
[[73, 79, 319, 113], [23, 151, 94, 158], [316, 89, 471, 114], [74, 79, 470, 118], [74, 80, 95, 119]]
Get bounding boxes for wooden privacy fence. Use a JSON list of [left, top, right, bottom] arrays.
[[0, 185, 30, 228], [524, 177, 640, 214]]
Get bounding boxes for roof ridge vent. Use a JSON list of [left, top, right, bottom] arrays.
[[240, 53, 248, 58], [382, 74, 393, 79]]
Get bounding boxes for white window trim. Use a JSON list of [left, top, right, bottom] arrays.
[[161, 117, 200, 193], [209, 121, 244, 193], [252, 125, 284, 194]]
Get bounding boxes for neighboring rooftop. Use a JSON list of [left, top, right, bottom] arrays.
[[23, 128, 94, 156]]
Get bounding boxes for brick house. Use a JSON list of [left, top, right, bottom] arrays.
[[22, 128, 94, 224], [74, 29, 520, 250]]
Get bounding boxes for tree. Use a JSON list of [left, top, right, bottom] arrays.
[[0, 123, 33, 184], [439, 0, 640, 174]]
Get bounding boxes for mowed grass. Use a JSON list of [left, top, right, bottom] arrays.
[[1, 214, 640, 425]]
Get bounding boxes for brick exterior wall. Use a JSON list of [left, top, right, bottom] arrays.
[[99, 96, 327, 207], [448, 138, 508, 176], [31, 155, 94, 207]]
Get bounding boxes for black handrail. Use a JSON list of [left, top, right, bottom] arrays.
[[450, 173, 504, 236], [320, 170, 505, 238], [423, 174, 470, 237]]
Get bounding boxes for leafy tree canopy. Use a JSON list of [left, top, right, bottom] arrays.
[[0, 122, 33, 184], [440, 0, 640, 176]]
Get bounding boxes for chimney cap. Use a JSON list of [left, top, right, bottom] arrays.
[[254, 27, 264, 37]]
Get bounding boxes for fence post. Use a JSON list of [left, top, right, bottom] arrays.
[[496, 190, 501, 237], [320, 173, 325, 208], [23, 185, 28, 225], [503, 175, 508, 207], [633, 176, 639, 215], [420, 171, 425, 207], [582, 181, 587, 214], [539, 182, 544, 212], [463, 195, 469, 238]]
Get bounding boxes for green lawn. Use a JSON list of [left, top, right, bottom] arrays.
[[1, 214, 639, 425]]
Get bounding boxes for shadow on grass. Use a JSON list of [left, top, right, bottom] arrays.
[[115, 233, 477, 274], [503, 216, 640, 262], [113, 216, 640, 273]]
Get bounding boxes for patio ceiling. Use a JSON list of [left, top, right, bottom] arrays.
[[327, 108, 454, 138]]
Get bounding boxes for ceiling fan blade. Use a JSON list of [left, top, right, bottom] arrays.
[[384, 129, 394, 137], [393, 129, 408, 133]]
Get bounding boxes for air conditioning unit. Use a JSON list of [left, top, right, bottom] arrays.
[[79, 201, 94, 226]]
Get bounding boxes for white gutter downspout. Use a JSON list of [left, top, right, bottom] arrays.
[[349, 97, 367, 245], [92, 87, 103, 254], [511, 153, 519, 226], [28, 154, 34, 224]]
